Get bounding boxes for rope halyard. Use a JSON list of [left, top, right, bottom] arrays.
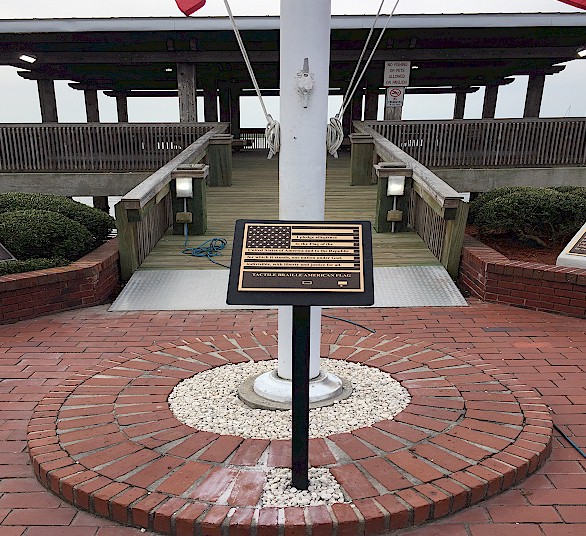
[[326, 116, 344, 158], [327, 0, 401, 157], [222, 0, 281, 159]]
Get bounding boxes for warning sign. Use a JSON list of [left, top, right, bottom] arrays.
[[386, 87, 405, 107], [383, 61, 411, 87]]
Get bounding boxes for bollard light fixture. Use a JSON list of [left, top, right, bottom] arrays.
[[387, 175, 406, 197], [175, 177, 193, 198]]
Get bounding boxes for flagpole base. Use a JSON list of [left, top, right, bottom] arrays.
[[238, 370, 352, 411]]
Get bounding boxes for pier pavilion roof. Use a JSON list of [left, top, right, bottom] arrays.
[[0, 13, 585, 95]]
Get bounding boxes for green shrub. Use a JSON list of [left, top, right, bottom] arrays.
[[0, 210, 94, 261], [468, 187, 534, 224], [475, 188, 586, 246], [0, 257, 69, 277], [0, 192, 114, 245], [550, 186, 586, 200]]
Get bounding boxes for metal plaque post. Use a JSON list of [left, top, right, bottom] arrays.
[[227, 219, 375, 492], [291, 305, 311, 489]]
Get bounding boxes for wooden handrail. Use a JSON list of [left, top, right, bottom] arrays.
[[353, 121, 469, 278], [361, 118, 586, 168], [0, 123, 228, 173], [355, 122, 465, 214], [114, 123, 229, 280], [120, 126, 225, 210]]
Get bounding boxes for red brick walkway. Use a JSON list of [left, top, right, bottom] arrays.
[[1, 299, 585, 535]]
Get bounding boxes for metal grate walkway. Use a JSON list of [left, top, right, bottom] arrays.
[[109, 266, 467, 311]]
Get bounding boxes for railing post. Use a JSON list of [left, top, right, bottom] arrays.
[[350, 133, 375, 186], [207, 133, 233, 187], [374, 163, 413, 233], [440, 199, 470, 279], [114, 200, 140, 282], [171, 164, 209, 236]]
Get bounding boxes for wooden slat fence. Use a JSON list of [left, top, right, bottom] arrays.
[[0, 123, 221, 172], [362, 118, 586, 168], [239, 128, 268, 150]]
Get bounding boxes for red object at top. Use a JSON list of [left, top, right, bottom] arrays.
[[175, 0, 206, 16], [558, 0, 586, 8]]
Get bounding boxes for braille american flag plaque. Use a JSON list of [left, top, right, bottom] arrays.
[[227, 220, 374, 306]]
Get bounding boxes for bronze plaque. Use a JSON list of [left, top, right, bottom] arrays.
[[569, 229, 586, 256], [238, 222, 364, 292], [227, 220, 374, 307]]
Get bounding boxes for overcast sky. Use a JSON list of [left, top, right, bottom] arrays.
[[0, 0, 584, 123]]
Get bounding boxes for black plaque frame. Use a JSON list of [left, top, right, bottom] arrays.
[[227, 219, 374, 307]]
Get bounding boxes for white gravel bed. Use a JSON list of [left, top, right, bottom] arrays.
[[168, 358, 410, 439], [260, 467, 349, 507]]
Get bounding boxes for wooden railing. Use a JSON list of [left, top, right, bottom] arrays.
[[354, 122, 468, 278], [0, 123, 222, 172], [239, 128, 268, 150], [362, 118, 586, 168], [115, 124, 229, 280]]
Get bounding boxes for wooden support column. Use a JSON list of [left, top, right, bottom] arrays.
[[171, 164, 209, 236], [84, 89, 100, 123], [384, 89, 403, 121], [440, 200, 470, 279], [37, 79, 58, 123], [207, 134, 233, 187], [177, 63, 198, 122], [384, 106, 402, 121], [351, 92, 363, 124], [482, 85, 499, 119], [114, 202, 139, 282], [364, 87, 379, 120], [84, 88, 109, 213], [524, 73, 546, 118], [202, 79, 219, 122], [219, 85, 231, 123], [350, 133, 375, 186], [116, 94, 129, 122], [229, 87, 242, 139], [453, 90, 467, 119]]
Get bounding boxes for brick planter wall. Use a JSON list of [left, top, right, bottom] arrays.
[[460, 235, 586, 318], [0, 239, 120, 324]]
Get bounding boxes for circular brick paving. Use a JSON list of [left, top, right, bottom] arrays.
[[27, 332, 553, 536]]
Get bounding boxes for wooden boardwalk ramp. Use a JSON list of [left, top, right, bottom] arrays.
[[138, 150, 439, 271]]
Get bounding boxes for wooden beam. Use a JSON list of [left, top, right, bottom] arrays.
[[2, 46, 580, 65], [37, 79, 58, 123]]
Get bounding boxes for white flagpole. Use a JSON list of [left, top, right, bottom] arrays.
[[277, 0, 332, 381]]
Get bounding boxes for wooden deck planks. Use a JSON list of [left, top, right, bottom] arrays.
[[138, 150, 439, 271]]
